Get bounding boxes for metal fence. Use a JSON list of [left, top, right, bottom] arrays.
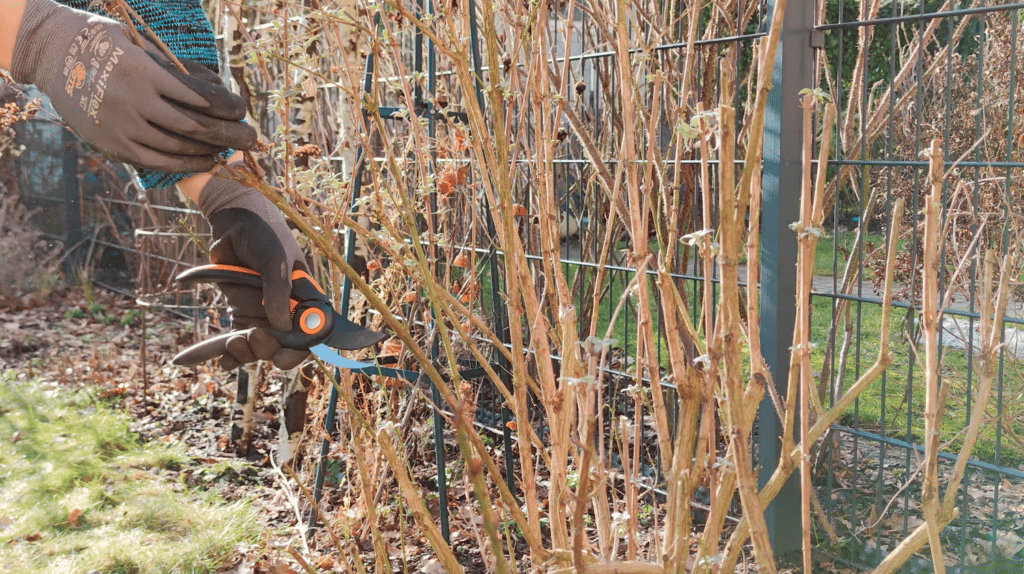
[[12, 108, 216, 321], [814, 1, 1024, 570], [13, 0, 1024, 570]]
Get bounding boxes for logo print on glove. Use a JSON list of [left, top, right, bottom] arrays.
[[65, 62, 85, 95], [93, 36, 111, 58]]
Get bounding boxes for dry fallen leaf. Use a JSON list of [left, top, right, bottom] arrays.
[[67, 508, 82, 527], [420, 558, 446, 574], [380, 338, 403, 357], [996, 530, 1024, 558], [223, 556, 255, 574]]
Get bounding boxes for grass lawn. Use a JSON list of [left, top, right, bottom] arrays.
[[809, 294, 1024, 468], [813, 229, 889, 278], [0, 373, 259, 574]]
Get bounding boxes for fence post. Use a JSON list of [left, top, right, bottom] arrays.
[[61, 128, 81, 274], [759, 0, 815, 556]]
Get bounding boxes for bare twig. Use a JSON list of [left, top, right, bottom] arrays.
[[919, 138, 948, 574], [108, 0, 189, 74]]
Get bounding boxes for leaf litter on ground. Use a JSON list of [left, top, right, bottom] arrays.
[[0, 287, 326, 573]]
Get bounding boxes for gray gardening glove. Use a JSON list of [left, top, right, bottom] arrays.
[[11, 0, 256, 172], [197, 171, 310, 371]]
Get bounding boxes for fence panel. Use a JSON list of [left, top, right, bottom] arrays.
[[817, 1, 1024, 569]]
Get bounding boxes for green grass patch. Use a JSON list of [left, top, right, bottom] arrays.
[[0, 374, 258, 574], [810, 297, 1024, 468], [813, 230, 888, 277]]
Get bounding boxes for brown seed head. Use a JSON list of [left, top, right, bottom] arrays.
[[293, 143, 322, 158]]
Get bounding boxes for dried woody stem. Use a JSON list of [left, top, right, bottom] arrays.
[[797, 93, 816, 574], [869, 146, 1013, 574], [209, 0, 951, 572], [221, 160, 544, 564], [693, 101, 737, 574], [796, 94, 836, 573], [224, 22, 545, 561], [361, 4, 563, 565], [455, 0, 576, 554], [108, 0, 189, 74], [612, 0, 672, 474], [376, 427, 467, 574], [919, 137, 948, 574], [724, 187, 897, 573], [717, 100, 776, 574], [828, 0, 975, 207]]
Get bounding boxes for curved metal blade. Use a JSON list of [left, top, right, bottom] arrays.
[[324, 313, 386, 350], [310, 344, 374, 370]]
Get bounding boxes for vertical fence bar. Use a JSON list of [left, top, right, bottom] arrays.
[[759, 0, 814, 555], [424, 0, 451, 544], [462, 0, 517, 493], [308, 19, 379, 532], [61, 128, 81, 273]]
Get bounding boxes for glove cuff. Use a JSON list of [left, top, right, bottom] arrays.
[[196, 167, 286, 226], [11, 0, 91, 86]]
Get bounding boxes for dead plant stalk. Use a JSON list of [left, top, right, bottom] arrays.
[[920, 137, 948, 574], [796, 94, 836, 573]]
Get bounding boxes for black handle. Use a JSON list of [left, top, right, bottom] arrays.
[[175, 264, 383, 351]]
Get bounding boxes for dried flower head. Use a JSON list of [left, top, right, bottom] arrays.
[[293, 143, 322, 158], [0, 99, 40, 131]]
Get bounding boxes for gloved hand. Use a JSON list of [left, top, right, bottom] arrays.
[[197, 167, 310, 371], [10, 0, 256, 172]]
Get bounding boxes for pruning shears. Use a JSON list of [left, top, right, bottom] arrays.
[[171, 264, 385, 370]]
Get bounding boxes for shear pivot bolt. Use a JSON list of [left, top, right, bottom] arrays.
[[299, 308, 326, 334]]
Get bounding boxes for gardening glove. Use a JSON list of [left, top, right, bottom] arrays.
[[196, 168, 310, 371], [10, 0, 256, 172]]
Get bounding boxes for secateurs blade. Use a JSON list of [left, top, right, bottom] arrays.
[[171, 264, 385, 369]]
